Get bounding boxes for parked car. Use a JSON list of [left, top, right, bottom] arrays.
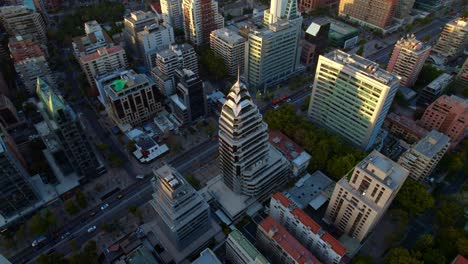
[[100, 203, 109, 210], [87, 226, 97, 233]]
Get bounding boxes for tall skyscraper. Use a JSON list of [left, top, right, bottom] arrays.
[[218, 78, 289, 199], [161, 0, 183, 30], [308, 50, 400, 150], [387, 35, 430, 87], [338, 0, 397, 31], [150, 165, 211, 249], [419, 95, 467, 147], [170, 68, 206, 124], [36, 78, 99, 179], [181, 0, 224, 46], [210, 28, 247, 76], [0, 135, 40, 222], [0, 5, 47, 44], [398, 130, 450, 182], [432, 17, 468, 62], [325, 151, 408, 241]]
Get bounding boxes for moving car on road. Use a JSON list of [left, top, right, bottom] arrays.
[[87, 226, 97, 233]]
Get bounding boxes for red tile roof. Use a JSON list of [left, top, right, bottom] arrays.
[[259, 216, 322, 264], [453, 255, 468, 264], [79, 46, 124, 63], [321, 232, 346, 257], [269, 130, 304, 161], [290, 208, 321, 234], [272, 192, 293, 208]]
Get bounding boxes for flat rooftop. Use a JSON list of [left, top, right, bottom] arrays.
[[358, 150, 408, 190], [228, 230, 269, 264], [413, 130, 450, 158], [324, 50, 399, 86], [386, 113, 429, 138], [286, 171, 333, 209], [192, 248, 222, 264], [211, 28, 246, 45]]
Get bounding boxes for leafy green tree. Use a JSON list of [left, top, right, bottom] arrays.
[[38, 252, 67, 264], [29, 213, 48, 236], [435, 227, 466, 259], [75, 190, 88, 209], [385, 248, 422, 264], [456, 237, 468, 257], [199, 49, 228, 80], [422, 249, 446, 264], [352, 255, 373, 264], [413, 234, 434, 252], [395, 179, 434, 216], [65, 200, 80, 215], [129, 205, 138, 216], [356, 45, 364, 56], [414, 65, 444, 89], [436, 198, 463, 227]]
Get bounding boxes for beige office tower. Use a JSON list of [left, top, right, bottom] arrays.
[[308, 50, 400, 150], [325, 150, 408, 242], [432, 17, 468, 61], [0, 6, 47, 44], [210, 28, 246, 76], [398, 130, 450, 182]]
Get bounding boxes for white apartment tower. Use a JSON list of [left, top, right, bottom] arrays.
[[432, 17, 468, 61], [210, 28, 247, 77], [325, 151, 408, 241], [308, 50, 400, 150], [137, 22, 175, 68], [181, 0, 224, 46], [218, 78, 289, 199], [161, 0, 183, 30]]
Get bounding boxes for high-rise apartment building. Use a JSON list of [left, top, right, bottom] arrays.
[[432, 17, 468, 61], [395, 0, 415, 19], [161, 0, 183, 30], [181, 0, 224, 46], [398, 130, 450, 182], [226, 230, 270, 264], [36, 78, 99, 179], [0, 135, 40, 222], [79, 46, 128, 96], [387, 35, 430, 87], [210, 28, 246, 76], [72, 21, 114, 58], [123, 11, 159, 59], [100, 70, 163, 128], [15, 56, 55, 94], [338, 0, 397, 31], [218, 78, 289, 200], [150, 165, 211, 249], [325, 151, 408, 241], [137, 22, 174, 68], [150, 43, 198, 95], [298, 0, 337, 14], [419, 95, 467, 147], [257, 216, 321, 264], [0, 5, 47, 44], [270, 192, 346, 264], [170, 69, 206, 124], [308, 50, 400, 150]]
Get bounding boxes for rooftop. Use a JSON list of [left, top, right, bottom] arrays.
[[268, 130, 306, 161], [211, 28, 246, 45], [228, 230, 269, 264], [412, 130, 450, 158], [447, 16, 468, 29], [192, 248, 222, 264], [290, 208, 321, 234], [79, 45, 124, 63], [426, 73, 453, 91], [358, 150, 408, 189], [286, 171, 333, 209], [395, 34, 430, 53], [324, 50, 399, 85], [272, 192, 293, 208], [104, 70, 154, 98], [259, 216, 321, 264], [321, 232, 347, 257], [386, 113, 429, 137]]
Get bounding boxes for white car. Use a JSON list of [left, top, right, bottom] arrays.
[[100, 203, 109, 210], [87, 226, 97, 233]]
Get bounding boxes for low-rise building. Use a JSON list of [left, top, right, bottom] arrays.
[[257, 216, 322, 264], [270, 192, 346, 264], [285, 171, 334, 210], [268, 131, 311, 177], [398, 130, 450, 182], [417, 73, 453, 106], [72, 21, 114, 58], [226, 230, 270, 264], [384, 113, 429, 144]]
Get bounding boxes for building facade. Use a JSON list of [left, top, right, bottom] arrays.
[[170, 69, 206, 124], [0, 5, 47, 44], [101, 70, 163, 128], [219, 78, 289, 200], [384, 113, 429, 144], [270, 192, 346, 264], [308, 50, 400, 150], [325, 151, 408, 241], [338, 0, 397, 31], [432, 17, 468, 61], [257, 216, 321, 264], [15, 56, 55, 94], [299, 0, 337, 13], [160, 0, 183, 30], [136, 22, 174, 68], [150, 165, 211, 249], [181, 0, 224, 46], [398, 130, 450, 182], [419, 95, 467, 147], [79, 46, 128, 96], [72, 21, 114, 58], [8, 35, 46, 62], [226, 230, 270, 264], [386, 35, 430, 88], [210, 28, 246, 76], [417, 73, 453, 106], [123, 11, 159, 59], [36, 78, 99, 179]]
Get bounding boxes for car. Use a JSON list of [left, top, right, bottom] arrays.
[[89, 211, 96, 216], [117, 194, 124, 199], [285, 98, 292, 103], [60, 232, 71, 240], [273, 105, 279, 110], [87, 226, 97, 233], [31, 236, 47, 247], [136, 174, 145, 180], [100, 203, 109, 210]]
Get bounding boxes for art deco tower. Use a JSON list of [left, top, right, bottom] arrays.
[[218, 77, 289, 199]]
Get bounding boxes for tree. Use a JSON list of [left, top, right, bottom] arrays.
[[413, 234, 434, 252], [422, 249, 446, 264], [436, 198, 463, 227], [186, 174, 201, 189], [65, 200, 80, 215], [301, 96, 310, 111], [199, 48, 228, 81], [395, 179, 434, 216], [129, 205, 138, 216], [385, 248, 422, 264], [456, 237, 468, 257], [414, 65, 444, 90], [352, 255, 373, 264], [38, 253, 67, 264], [126, 141, 137, 152], [29, 213, 48, 236], [356, 45, 364, 56], [75, 190, 88, 209], [435, 227, 465, 259]]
